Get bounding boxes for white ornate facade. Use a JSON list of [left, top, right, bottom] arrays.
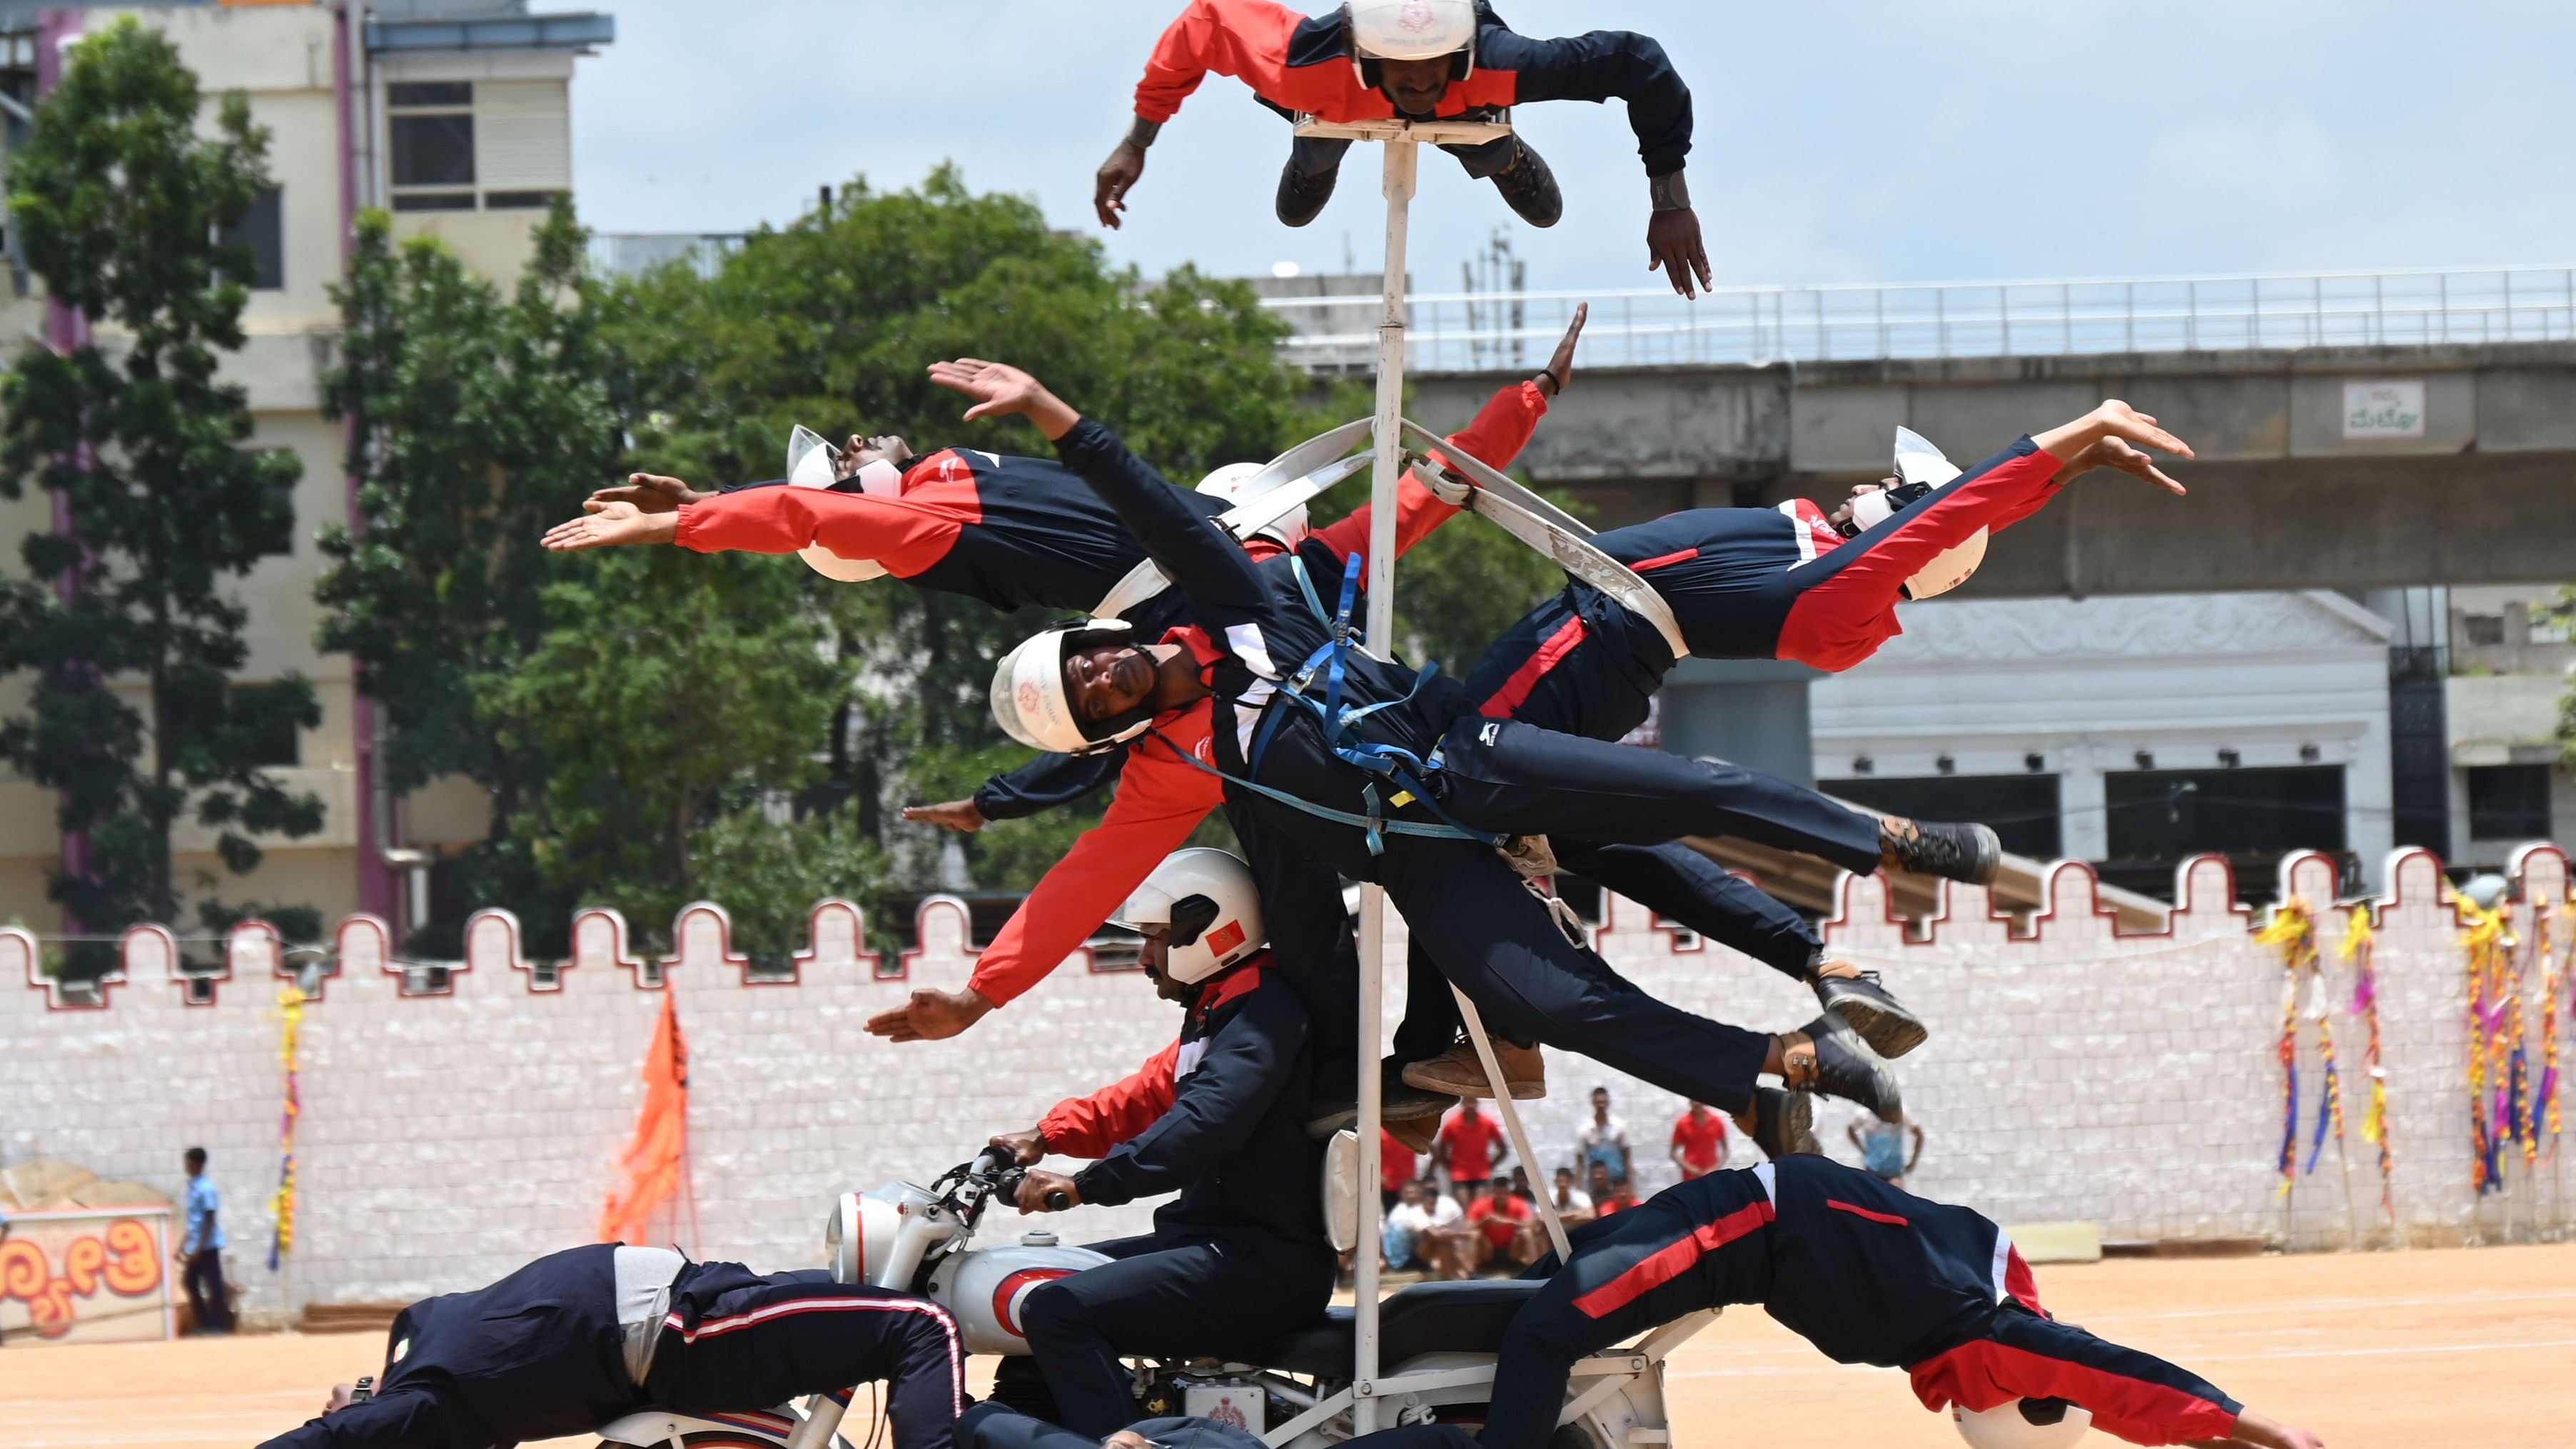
[[7, 844, 2572, 1326], [1812, 590, 2397, 882]]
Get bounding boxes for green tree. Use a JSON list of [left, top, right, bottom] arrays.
[[0, 18, 320, 949], [488, 545, 856, 958], [315, 203, 621, 951]]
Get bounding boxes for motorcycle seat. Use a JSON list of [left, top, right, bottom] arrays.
[[1245, 1278, 1545, 1376]]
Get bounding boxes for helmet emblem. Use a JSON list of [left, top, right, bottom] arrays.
[[1016, 681, 1042, 716]]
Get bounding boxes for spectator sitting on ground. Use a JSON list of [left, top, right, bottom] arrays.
[[1588, 1161, 1640, 1217], [1670, 1099, 1729, 1181], [1849, 1111, 1925, 1188], [1465, 1181, 1539, 1274], [1515, 1166, 1596, 1264], [1544, 1166, 1595, 1225], [1508, 1166, 1536, 1202], [1381, 1179, 1455, 1273], [1577, 1086, 1632, 1189]]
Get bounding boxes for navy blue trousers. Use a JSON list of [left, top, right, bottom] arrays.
[[643, 1268, 965, 1449], [961, 1403, 1474, 1449], [1019, 1233, 1335, 1438], [1376, 837, 1772, 1112], [1434, 718, 1884, 877], [1484, 1173, 1779, 1449]]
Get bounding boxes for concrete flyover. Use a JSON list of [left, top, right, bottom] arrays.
[[1268, 266, 2576, 597]]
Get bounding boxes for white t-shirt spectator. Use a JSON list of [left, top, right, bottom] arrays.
[[1386, 1193, 1461, 1237]]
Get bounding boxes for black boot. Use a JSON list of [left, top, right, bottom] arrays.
[[1487, 136, 1562, 227], [1276, 155, 1339, 228], [1879, 817, 2002, 886], [1736, 1087, 1817, 1161], [1810, 964, 1928, 1059], [1781, 1014, 1904, 1121], [1307, 1066, 1455, 1138]]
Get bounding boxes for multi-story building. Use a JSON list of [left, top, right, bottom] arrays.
[[2445, 584, 2575, 872], [0, 0, 611, 944]]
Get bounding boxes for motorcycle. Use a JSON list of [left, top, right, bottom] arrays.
[[597, 1146, 1707, 1448]]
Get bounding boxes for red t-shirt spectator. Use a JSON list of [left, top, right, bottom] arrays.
[[1438, 1106, 1505, 1186], [1467, 1192, 1532, 1252], [1380, 1129, 1418, 1195], [1671, 1108, 1729, 1178], [1595, 1188, 1639, 1218]]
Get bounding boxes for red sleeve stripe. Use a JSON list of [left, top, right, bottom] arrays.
[[1826, 1198, 1909, 1226], [1572, 1198, 1773, 1319], [2001, 1244, 2044, 1314], [1907, 1336, 2239, 1445], [1477, 613, 1588, 720], [1627, 546, 1699, 572]]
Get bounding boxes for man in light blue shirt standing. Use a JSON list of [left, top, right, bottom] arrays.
[[176, 1146, 233, 1333]]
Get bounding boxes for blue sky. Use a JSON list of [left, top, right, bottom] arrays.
[[560, 1, 2576, 291]]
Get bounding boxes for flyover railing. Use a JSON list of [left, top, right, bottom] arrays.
[[1261, 265, 2576, 372]]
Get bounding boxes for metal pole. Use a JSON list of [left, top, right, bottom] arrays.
[[1453, 986, 1572, 1259], [1351, 133, 1418, 1438]]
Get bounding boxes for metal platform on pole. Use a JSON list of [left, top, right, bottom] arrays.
[[1291, 110, 1548, 1436]]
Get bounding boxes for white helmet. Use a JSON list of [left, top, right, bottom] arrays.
[[787, 425, 904, 582], [989, 618, 1156, 755], [1842, 426, 1987, 600], [1951, 1398, 2093, 1449], [1198, 460, 1310, 547], [1112, 847, 1266, 985], [1346, 0, 1476, 85]]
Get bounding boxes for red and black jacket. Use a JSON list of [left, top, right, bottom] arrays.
[[1039, 951, 1324, 1246], [1464, 438, 2066, 743], [1135, 0, 1693, 178], [673, 445, 1225, 618]]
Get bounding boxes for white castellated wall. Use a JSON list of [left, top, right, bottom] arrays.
[[4, 846, 2572, 1324]]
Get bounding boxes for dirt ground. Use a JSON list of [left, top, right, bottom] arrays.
[[5, 1243, 2572, 1449]]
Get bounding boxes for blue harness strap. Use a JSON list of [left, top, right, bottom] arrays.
[[1227, 550, 1502, 855]]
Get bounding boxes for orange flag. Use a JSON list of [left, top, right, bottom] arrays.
[[600, 993, 690, 1245]]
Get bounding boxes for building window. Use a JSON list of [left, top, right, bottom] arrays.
[[254, 468, 296, 556], [231, 684, 303, 768], [2103, 765, 2345, 899], [221, 186, 283, 291], [2462, 614, 2507, 647], [389, 80, 475, 211], [483, 189, 562, 211], [2467, 764, 2552, 842], [1822, 774, 2064, 862]]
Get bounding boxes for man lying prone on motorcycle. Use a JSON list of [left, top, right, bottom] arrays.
[[985, 848, 1339, 1438], [256, 1242, 965, 1448]]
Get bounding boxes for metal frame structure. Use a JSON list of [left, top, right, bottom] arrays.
[[1291, 108, 1599, 1436], [1261, 263, 2576, 371]]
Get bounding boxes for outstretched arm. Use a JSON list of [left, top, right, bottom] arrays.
[[927, 358, 1271, 615], [1484, 30, 1708, 296], [2193, 1408, 2325, 1449], [1102, 0, 1304, 228]]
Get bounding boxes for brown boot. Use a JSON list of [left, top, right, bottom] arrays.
[[1386, 1109, 1443, 1155], [1401, 1039, 1546, 1100]]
